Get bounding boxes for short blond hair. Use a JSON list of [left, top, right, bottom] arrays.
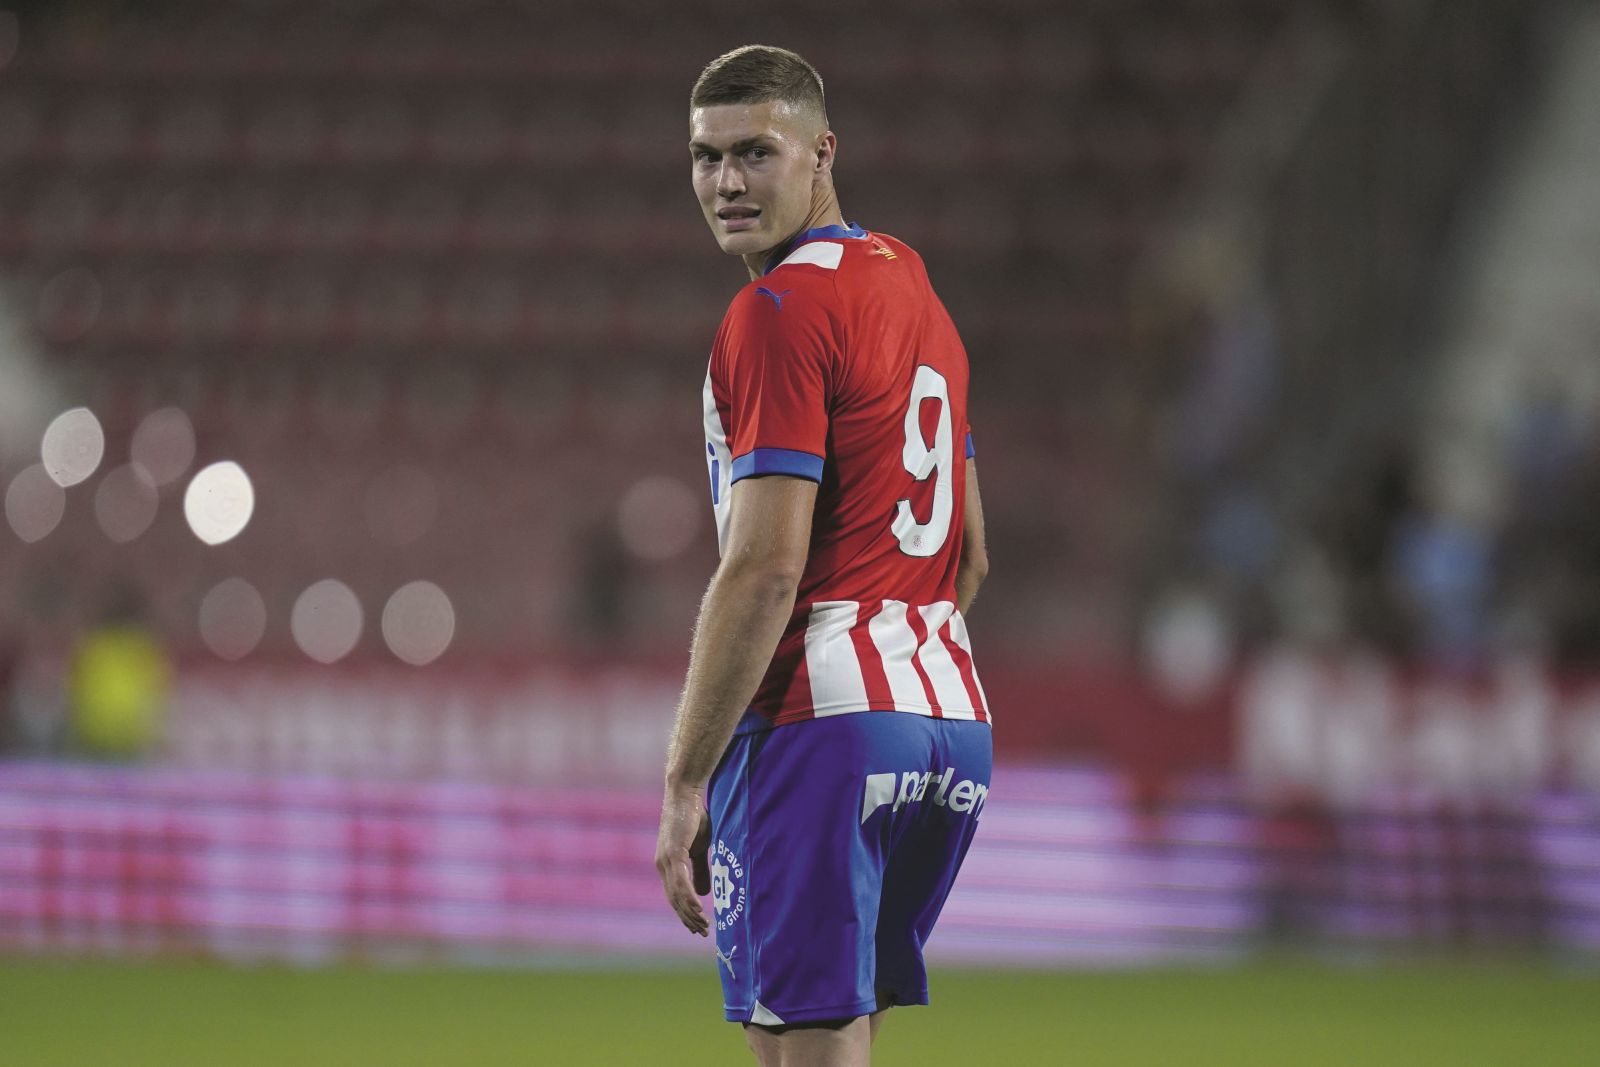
[[690, 45, 827, 125]]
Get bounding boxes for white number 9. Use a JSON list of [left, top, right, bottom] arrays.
[[893, 365, 955, 557]]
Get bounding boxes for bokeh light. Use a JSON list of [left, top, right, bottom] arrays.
[[130, 407, 197, 487], [616, 475, 700, 561], [291, 579, 363, 664], [183, 461, 254, 545], [363, 464, 438, 547], [381, 580, 456, 666], [39, 406, 104, 487], [93, 463, 160, 543], [197, 577, 267, 660], [5, 464, 66, 543]]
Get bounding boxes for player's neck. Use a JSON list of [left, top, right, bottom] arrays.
[[744, 193, 846, 280]]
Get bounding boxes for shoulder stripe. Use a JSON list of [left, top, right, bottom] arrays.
[[775, 242, 844, 271], [730, 447, 824, 483]]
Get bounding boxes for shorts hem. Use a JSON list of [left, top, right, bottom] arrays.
[[878, 988, 929, 1009], [724, 998, 880, 1025]]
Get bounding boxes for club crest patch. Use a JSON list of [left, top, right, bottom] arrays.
[[711, 839, 746, 932]]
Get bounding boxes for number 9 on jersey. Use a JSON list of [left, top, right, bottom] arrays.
[[893, 365, 955, 558]]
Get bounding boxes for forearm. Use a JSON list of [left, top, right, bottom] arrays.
[[665, 562, 799, 788], [955, 563, 983, 616], [956, 462, 988, 617]]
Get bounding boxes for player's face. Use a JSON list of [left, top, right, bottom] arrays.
[[690, 100, 826, 258]]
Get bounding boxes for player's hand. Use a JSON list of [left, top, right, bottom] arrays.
[[655, 785, 712, 937]]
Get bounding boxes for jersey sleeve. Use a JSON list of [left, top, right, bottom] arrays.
[[712, 282, 840, 485]]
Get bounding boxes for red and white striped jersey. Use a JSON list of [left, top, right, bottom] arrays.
[[702, 223, 989, 731]]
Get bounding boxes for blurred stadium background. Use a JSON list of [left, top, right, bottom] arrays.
[[2, 0, 1599, 1061]]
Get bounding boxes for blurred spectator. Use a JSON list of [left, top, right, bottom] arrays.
[[571, 520, 634, 650], [67, 585, 171, 760], [1389, 506, 1495, 671], [5, 575, 71, 755]]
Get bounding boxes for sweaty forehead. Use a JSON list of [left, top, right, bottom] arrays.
[[689, 99, 821, 146]]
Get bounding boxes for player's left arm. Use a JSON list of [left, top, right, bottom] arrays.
[[955, 459, 989, 615], [654, 473, 818, 936]]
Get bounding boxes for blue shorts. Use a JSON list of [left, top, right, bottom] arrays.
[[707, 712, 992, 1026]]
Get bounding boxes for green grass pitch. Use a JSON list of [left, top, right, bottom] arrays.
[[2, 957, 1596, 1065]]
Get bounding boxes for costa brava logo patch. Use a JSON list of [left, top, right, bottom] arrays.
[[711, 838, 746, 932]]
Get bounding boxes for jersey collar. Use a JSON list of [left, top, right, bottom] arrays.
[[762, 222, 869, 275]]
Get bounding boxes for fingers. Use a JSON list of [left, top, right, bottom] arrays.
[[656, 794, 713, 937], [660, 852, 710, 936]]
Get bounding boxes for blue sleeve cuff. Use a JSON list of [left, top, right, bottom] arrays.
[[965, 432, 975, 459], [731, 447, 825, 483]]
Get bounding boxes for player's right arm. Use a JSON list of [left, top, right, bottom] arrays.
[[955, 460, 988, 615], [657, 272, 837, 936], [656, 473, 817, 937]]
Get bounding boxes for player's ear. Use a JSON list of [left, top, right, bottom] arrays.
[[814, 131, 836, 176]]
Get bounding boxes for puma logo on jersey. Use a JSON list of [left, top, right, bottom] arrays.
[[872, 245, 897, 260], [861, 767, 988, 823], [754, 286, 792, 310]]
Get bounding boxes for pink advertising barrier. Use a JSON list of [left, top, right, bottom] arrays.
[[2, 761, 1597, 964]]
